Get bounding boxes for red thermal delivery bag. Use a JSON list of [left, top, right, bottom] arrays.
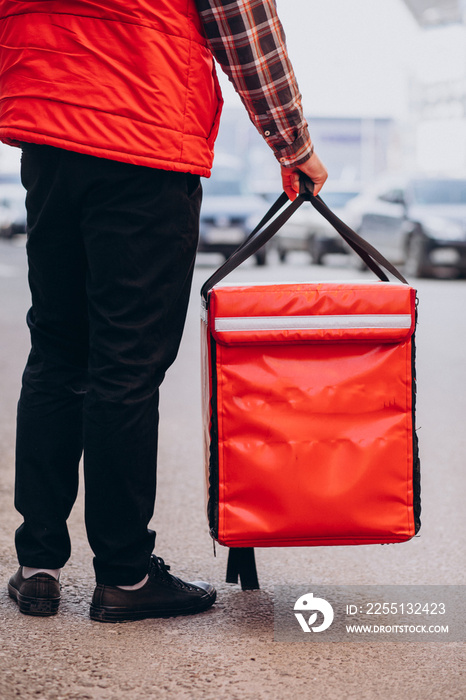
[[200, 183, 421, 588]]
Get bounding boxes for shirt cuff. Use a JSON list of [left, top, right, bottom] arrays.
[[273, 132, 314, 168]]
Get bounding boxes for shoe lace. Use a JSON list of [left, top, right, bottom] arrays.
[[149, 555, 196, 591]]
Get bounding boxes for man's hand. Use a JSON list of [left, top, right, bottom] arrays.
[[281, 151, 328, 201]]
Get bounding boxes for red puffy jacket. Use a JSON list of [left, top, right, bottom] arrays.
[[0, 0, 223, 176]]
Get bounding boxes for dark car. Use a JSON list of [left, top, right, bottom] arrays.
[[344, 176, 466, 278], [198, 168, 268, 265], [0, 174, 26, 238]]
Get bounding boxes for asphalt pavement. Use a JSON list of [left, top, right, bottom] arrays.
[[0, 239, 464, 699]]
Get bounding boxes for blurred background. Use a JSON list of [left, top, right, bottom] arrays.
[[199, 0, 466, 279], [215, 0, 466, 184]]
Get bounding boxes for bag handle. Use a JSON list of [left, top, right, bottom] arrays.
[[200, 175, 407, 301]]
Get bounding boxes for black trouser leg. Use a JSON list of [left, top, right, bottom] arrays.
[[15, 144, 201, 584], [15, 145, 88, 568]]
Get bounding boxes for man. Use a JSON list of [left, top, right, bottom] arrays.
[[0, 0, 327, 622]]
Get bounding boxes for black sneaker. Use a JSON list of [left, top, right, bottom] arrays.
[[8, 568, 61, 616], [90, 555, 217, 623]]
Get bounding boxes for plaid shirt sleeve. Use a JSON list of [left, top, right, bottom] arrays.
[[194, 0, 313, 167]]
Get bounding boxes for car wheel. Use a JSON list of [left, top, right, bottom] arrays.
[[0, 225, 12, 239], [405, 233, 431, 278], [255, 248, 267, 266], [309, 237, 324, 265], [277, 248, 287, 263]]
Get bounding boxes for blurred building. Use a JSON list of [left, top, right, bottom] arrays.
[[214, 107, 397, 194], [402, 0, 466, 172], [403, 0, 464, 27]]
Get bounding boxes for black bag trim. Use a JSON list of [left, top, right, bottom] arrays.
[[412, 302, 421, 533], [207, 336, 220, 540]]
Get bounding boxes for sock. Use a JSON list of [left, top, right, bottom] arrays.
[[22, 567, 61, 580], [117, 575, 149, 591]]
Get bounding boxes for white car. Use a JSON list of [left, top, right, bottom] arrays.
[[274, 183, 361, 264]]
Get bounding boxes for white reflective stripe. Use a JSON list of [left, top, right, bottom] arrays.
[[214, 314, 412, 332]]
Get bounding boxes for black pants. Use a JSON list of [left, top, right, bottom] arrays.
[[15, 144, 201, 584]]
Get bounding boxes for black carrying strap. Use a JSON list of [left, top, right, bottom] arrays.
[[226, 547, 260, 590], [200, 191, 302, 300], [200, 176, 407, 302]]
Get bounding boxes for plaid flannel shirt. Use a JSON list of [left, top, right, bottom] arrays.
[[194, 0, 313, 167]]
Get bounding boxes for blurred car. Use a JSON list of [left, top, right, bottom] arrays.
[[344, 175, 466, 278], [0, 174, 26, 238], [274, 184, 360, 264], [198, 167, 269, 265]]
